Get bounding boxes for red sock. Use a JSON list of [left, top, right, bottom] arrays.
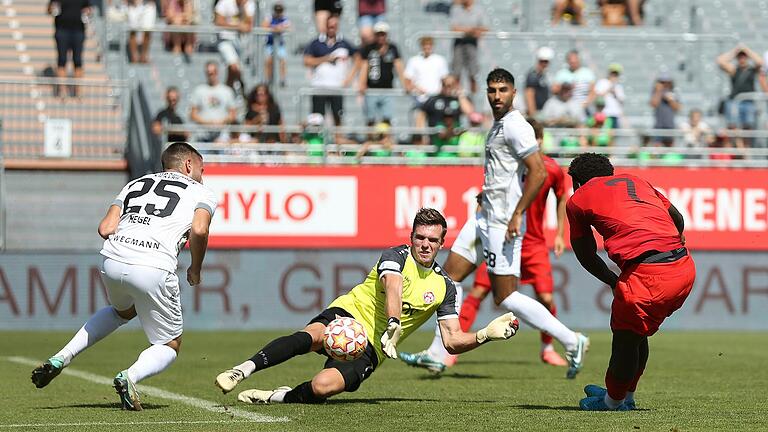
[[605, 369, 632, 401], [628, 366, 645, 392], [459, 295, 481, 332], [540, 304, 556, 346]]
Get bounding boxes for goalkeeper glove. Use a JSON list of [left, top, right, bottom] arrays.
[[380, 317, 402, 359], [476, 312, 519, 344]]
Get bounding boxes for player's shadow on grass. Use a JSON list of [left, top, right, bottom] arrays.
[[418, 372, 492, 380], [328, 397, 440, 405], [457, 359, 535, 366], [512, 404, 584, 411], [42, 402, 169, 410]]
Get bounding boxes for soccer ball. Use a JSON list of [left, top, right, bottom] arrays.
[[323, 317, 368, 361]]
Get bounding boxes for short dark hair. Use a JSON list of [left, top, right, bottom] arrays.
[[412, 208, 448, 238], [166, 86, 179, 94], [526, 117, 543, 140], [162, 142, 202, 171], [486, 68, 515, 87], [568, 153, 614, 186]]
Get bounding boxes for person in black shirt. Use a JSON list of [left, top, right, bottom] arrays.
[[48, 0, 92, 98], [717, 43, 763, 147], [244, 84, 285, 143], [152, 87, 188, 143], [358, 22, 405, 126], [421, 75, 473, 146], [525, 47, 554, 117]]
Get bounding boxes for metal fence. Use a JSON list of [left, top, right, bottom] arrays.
[[0, 78, 129, 162]]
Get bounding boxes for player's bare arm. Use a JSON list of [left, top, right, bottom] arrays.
[[668, 203, 686, 245], [438, 315, 519, 355], [570, 231, 619, 290], [187, 208, 212, 286], [554, 191, 567, 257], [380, 272, 403, 358], [97, 205, 121, 240], [508, 151, 546, 240]]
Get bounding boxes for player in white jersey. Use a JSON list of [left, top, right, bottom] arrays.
[[401, 69, 589, 379], [31, 142, 218, 410]]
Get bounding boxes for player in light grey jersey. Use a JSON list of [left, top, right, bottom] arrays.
[[431, 69, 588, 379], [31, 143, 217, 410]]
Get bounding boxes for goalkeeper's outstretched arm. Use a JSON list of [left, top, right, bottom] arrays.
[[438, 313, 519, 355]]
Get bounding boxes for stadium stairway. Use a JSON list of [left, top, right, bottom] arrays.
[[0, 0, 125, 162]]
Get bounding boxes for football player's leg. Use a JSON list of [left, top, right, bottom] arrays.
[[124, 268, 183, 383], [484, 226, 580, 353], [603, 329, 645, 409]]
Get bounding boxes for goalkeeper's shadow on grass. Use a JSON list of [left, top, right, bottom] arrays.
[[417, 372, 493, 380], [41, 402, 169, 410]]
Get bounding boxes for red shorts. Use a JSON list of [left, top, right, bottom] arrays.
[[611, 254, 696, 337], [472, 246, 553, 294]]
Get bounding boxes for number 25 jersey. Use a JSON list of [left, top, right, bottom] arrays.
[[100, 172, 218, 272], [566, 173, 682, 269]]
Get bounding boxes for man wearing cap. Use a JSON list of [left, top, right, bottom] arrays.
[[717, 43, 763, 147], [593, 63, 625, 128], [525, 47, 554, 117], [358, 22, 406, 128]]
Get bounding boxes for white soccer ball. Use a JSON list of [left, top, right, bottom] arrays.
[[323, 317, 368, 361]]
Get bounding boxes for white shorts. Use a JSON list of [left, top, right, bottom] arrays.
[[217, 39, 241, 65], [450, 213, 523, 277], [127, 3, 157, 31], [101, 257, 182, 345]]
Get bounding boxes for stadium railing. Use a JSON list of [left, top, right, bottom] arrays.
[[107, 23, 297, 83], [0, 78, 129, 170], [161, 123, 768, 168]]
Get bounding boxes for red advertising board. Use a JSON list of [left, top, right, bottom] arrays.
[[204, 164, 768, 251]]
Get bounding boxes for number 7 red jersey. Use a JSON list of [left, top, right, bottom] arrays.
[[566, 173, 683, 269]]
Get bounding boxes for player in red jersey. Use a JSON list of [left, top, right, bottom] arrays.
[[566, 153, 695, 411], [457, 120, 569, 366]]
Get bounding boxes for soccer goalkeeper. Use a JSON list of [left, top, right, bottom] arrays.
[[214, 208, 519, 404]]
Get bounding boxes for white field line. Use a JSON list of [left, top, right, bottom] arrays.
[[5, 356, 288, 424], [0, 420, 251, 428]]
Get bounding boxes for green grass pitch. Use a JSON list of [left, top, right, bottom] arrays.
[[1, 330, 767, 431]]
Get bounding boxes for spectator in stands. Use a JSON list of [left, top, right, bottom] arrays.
[[359, 22, 405, 128], [553, 50, 595, 111], [304, 15, 357, 144], [539, 82, 586, 128], [314, 0, 342, 35], [404, 36, 449, 144], [551, 0, 584, 25], [525, 47, 554, 117], [358, 0, 386, 46], [680, 109, 714, 148], [356, 121, 394, 160], [717, 44, 763, 148], [262, 3, 290, 88], [162, 0, 196, 55], [592, 63, 625, 127], [244, 84, 286, 143], [152, 86, 188, 143], [457, 111, 486, 157], [449, 0, 487, 94], [126, 0, 156, 63], [421, 75, 474, 150], [48, 0, 92, 98], [650, 72, 681, 147], [214, 0, 254, 95], [597, 0, 645, 25], [583, 97, 614, 147], [190, 61, 238, 142]]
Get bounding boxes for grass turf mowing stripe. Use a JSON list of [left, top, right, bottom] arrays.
[[0, 420, 252, 428], [5, 356, 288, 424]]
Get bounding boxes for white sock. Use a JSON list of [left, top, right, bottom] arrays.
[[541, 342, 555, 352], [269, 388, 289, 403], [127, 344, 177, 383], [626, 391, 635, 403], [604, 393, 624, 409], [426, 282, 463, 361], [235, 360, 256, 378], [54, 306, 129, 366], [499, 292, 578, 351]]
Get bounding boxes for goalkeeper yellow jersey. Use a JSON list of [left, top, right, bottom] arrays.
[[328, 244, 458, 362]]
